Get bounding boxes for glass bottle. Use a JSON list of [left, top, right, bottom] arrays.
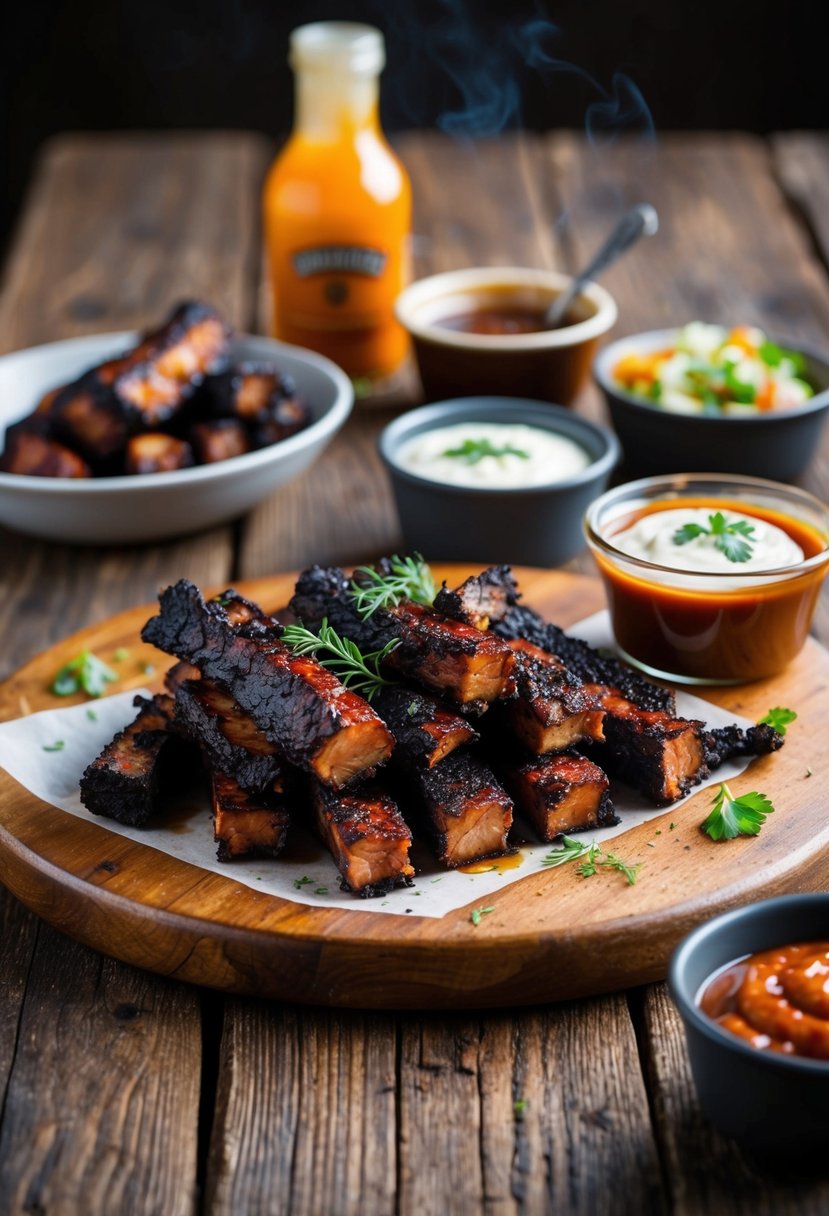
[[262, 22, 411, 381]]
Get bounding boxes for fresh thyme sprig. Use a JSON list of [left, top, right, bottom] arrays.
[[541, 836, 641, 885], [672, 511, 756, 563], [701, 782, 775, 841], [349, 554, 437, 619], [280, 619, 398, 700]]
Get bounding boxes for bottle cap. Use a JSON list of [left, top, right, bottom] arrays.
[[290, 22, 385, 76]]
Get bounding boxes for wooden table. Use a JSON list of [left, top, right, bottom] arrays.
[[1, 131, 829, 1215]]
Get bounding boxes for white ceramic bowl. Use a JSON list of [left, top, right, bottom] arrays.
[[0, 332, 353, 544]]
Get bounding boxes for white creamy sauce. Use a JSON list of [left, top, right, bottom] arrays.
[[395, 423, 591, 489], [612, 507, 804, 572]]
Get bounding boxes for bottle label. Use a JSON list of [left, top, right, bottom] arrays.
[[292, 245, 387, 279]]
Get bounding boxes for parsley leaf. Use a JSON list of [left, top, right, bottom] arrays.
[[701, 783, 775, 841], [51, 650, 118, 698], [442, 437, 530, 465], [672, 512, 755, 563], [757, 706, 797, 735]]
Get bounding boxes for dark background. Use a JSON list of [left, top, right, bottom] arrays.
[[2, 0, 825, 252]]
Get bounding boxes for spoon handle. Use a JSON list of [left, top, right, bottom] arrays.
[[545, 203, 658, 328]]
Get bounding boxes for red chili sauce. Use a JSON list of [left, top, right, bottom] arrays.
[[595, 497, 827, 682], [436, 306, 580, 335], [699, 942, 829, 1060]]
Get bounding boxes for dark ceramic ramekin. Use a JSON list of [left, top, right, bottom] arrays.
[[594, 329, 829, 481], [379, 397, 620, 567], [669, 895, 829, 1163]]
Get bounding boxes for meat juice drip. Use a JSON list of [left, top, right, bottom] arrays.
[[699, 943, 829, 1059], [262, 23, 411, 380], [458, 850, 524, 874]]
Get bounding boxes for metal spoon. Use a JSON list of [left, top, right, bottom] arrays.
[[544, 203, 659, 328]]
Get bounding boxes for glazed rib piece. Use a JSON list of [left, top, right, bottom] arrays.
[[400, 749, 514, 867], [309, 778, 414, 895], [0, 426, 91, 477], [704, 723, 785, 768], [586, 686, 707, 805], [504, 639, 606, 754], [190, 419, 250, 464], [80, 693, 183, 827], [210, 771, 291, 862], [125, 432, 194, 474], [205, 362, 310, 448], [49, 302, 230, 464], [505, 750, 618, 842], [433, 564, 520, 630], [371, 685, 478, 769], [142, 579, 394, 788], [290, 565, 516, 712], [172, 677, 290, 793], [494, 602, 676, 714]]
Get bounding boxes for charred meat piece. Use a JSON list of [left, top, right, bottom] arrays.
[[433, 565, 520, 630], [80, 693, 183, 827], [0, 427, 91, 477], [371, 685, 478, 769], [494, 603, 676, 714], [250, 397, 311, 449], [125, 432, 194, 474], [586, 685, 706, 805], [401, 750, 513, 867], [205, 362, 310, 441], [290, 565, 516, 712], [211, 771, 291, 862], [99, 300, 230, 426], [704, 723, 785, 768], [49, 376, 131, 467], [190, 419, 250, 464], [173, 677, 290, 793], [505, 750, 618, 842], [142, 579, 394, 789], [504, 639, 605, 754], [310, 778, 414, 895]]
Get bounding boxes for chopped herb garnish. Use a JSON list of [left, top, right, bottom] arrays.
[[141, 662, 155, 676], [113, 647, 130, 662], [542, 836, 641, 884], [672, 512, 756, 563], [601, 853, 642, 885], [293, 875, 314, 889], [470, 905, 495, 926], [514, 1098, 528, 1117], [86, 708, 98, 721], [280, 618, 399, 700], [349, 553, 436, 618], [806, 767, 813, 778], [575, 843, 601, 878], [43, 740, 65, 752], [757, 706, 797, 735], [314, 887, 329, 895], [701, 782, 775, 841], [442, 437, 530, 465], [669, 822, 676, 831], [51, 650, 118, 698], [541, 836, 592, 868]]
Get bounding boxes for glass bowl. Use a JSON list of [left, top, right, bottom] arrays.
[[584, 473, 829, 684]]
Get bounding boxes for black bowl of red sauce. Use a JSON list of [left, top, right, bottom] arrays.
[[669, 895, 829, 1164]]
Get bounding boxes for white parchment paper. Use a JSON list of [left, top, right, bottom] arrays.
[[0, 612, 757, 918]]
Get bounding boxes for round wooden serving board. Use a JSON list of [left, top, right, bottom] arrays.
[[0, 567, 827, 1010]]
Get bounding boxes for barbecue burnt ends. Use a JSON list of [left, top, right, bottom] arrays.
[[0, 301, 311, 478], [79, 561, 788, 897]]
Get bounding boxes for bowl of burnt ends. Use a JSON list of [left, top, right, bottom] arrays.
[[395, 267, 618, 405], [594, 329, 829, 481], [669, 895, 829, 1166], [379, 397, 620, 567]]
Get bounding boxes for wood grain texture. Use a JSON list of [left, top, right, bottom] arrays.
[[0, 924, 201, 1216], [398, 1002, 665, 1215], [1, 566, 826, 1010], [638, 983, 829, 1214], [205, 1002, 398, 1216]]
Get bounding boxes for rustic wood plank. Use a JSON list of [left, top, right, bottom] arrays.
[[205, 1003, 398, 1216], [772, 133, 829, 281], [639, 983, 829, 1214], [0, 133, 271, 1212], [398, 1002, 665, 1215], [0, 925, 201, 1215]]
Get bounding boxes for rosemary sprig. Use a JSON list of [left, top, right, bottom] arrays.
[[349, 554, 436, 619], [280, 619, 398, 700]]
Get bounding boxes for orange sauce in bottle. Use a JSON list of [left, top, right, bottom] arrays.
[[262, 22, 411, 381]]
